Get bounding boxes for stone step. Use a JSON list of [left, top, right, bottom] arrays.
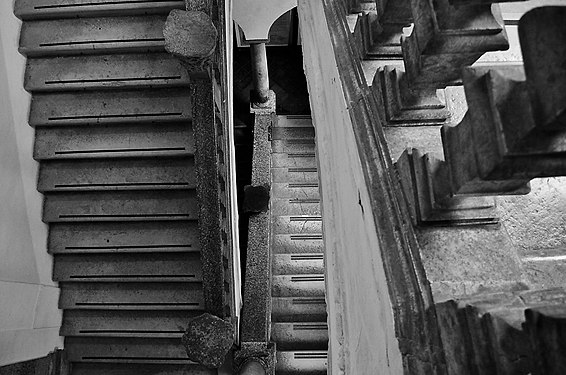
[[275, 351, 327, 375], [271, 297, 327, 323], [71, 363, 214, 375], [271, 198, 321, 216], [43, 190, 198, 222], [402, 1, 509, 87], [19, 16, 167, 57], [271, 322, 328, 350], [272, 275, 326, 297], [61, 310, 200, 338], [29, 88, 191, 127], [59, 282, 204, 310], [271, 153, 317, 168], [25, 53, 189, 92], [271, 139, 316, 154], [273, 254, 325, 275], [275, 115, 312, 128], [271, 167, 319, 184], [271, 127, 315, 140], [53, 252, 202, 282], [48, 221, 199, 255], [34, 123, 194, 160], [272, 215, 323, 235], [273, 234, 325, 255], [38, 157, 196, 192], [65, 337, 195, 364], [15, 0, 184, 20], [271, 182, 320, 200]]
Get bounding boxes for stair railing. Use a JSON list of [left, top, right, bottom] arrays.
[[164, 0, 241, 359]]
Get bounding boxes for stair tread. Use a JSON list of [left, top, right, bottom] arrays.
[[271, 182, 320, 200], [271, 322, 329, 350], [273, 253, 325, 275], [15, 0, 184, 20], [272, 275, 326, 297], [61, 309, 199, 338], [49, 221, 199, 254], [25, 53, 189, 92], [275, 350, 328, 374], [65, 337, 195, 364], [70, 363, 214, 375], [272, 167, 319, 184], [271, 153, 317, 168], [20, 16, 167, 56], [273, 234, 324, 254], [275, 116, 312, 128], [271, 199, 321, 216], [272, 216, 323, 235], [29, 88, 191, 127], [59, 282, 204, 310], [43, 190, 198, 223], [38, 157, 196, 192], [271, 297, 327, 322], [53, 252, 202, 282], [34, 123, 194, 160]]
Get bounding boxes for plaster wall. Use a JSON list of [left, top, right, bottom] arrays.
[[0, 3, 62, 366], [299, 0, 403, 373]]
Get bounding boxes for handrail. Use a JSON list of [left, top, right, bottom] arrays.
[[236, 92, 277, 374]]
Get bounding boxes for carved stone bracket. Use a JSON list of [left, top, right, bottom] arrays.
[[373, 65, 449, 126], [396, 148, 500, 226]]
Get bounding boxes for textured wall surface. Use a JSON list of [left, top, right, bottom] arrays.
[[0, 5, 62, 366], [299, 1, 404, 373]]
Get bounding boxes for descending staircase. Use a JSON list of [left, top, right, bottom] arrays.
[[15, 1, 221, 374], [269, 116, 328, 374]]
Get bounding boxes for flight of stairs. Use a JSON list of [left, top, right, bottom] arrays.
[[269, 116, 328, 374], [15, 1, 215, 374]]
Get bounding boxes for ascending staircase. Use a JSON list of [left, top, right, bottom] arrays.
[[269, 116, 328, 374], [15, 1, 215, 374]]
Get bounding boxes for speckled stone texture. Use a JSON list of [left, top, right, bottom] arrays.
[[240, 91, 275, 345], [234, 342, 275, 375], [182, 313, 234, 368], [164, 10, 217, 62]]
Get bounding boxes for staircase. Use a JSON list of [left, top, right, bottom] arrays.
[[270, 116, 328, 374], [15, 1, 221, 374]]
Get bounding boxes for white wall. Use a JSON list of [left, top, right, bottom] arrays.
[[299, 1, 404, 373], [0, 2, 63, 366]]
